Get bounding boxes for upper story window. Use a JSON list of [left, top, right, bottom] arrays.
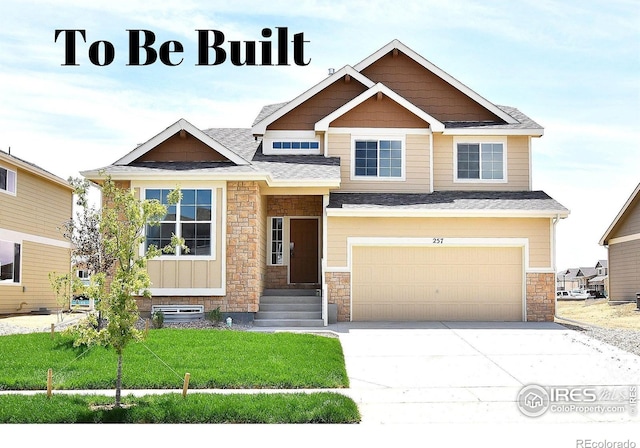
[[272, 141, 320, 150], [0, 240, 21, 283], [144, 188, 213, 256], [354, 139, 403, 179], [0, 166, 17, 195], [455, 142, 506, 182]]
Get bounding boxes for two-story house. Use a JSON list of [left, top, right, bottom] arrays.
[[0, 149, 74, 314], [81, 40, 569, 324]]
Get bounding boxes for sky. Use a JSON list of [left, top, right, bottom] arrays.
[[0, 0, 638, 273]]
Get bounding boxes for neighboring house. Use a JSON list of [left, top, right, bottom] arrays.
[[600, 182, 640, 303], [81, 39, 569, 324], [556, 260, 608, 296], [557, 268, 580, 292], [0, 149, 74, 314]]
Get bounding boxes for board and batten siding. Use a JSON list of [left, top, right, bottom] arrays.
[[327, 132, 430, 193], [326, 216, 552, 269], [134, 182, 225, 292], [0, 161, 72, 242], [433, 135, 530, 191]]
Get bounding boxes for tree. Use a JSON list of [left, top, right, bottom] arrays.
[[61, 176, 184, 408]]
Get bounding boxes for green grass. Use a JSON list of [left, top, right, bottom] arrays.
[[0, 392, 361, 423], [0, 329, 349, 390]]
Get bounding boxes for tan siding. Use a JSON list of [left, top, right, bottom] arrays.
[[610, 197, 640, 238], [268, 77, 368, 131], [0, 165, 72, 241], [608, 239, 640, 301], [327, 132, 430, 193], [352, 246, 522, 321], [433, 135, 530, 191], [327, 216, 551, 268], [330, 94, 430, 128], [0, 241, 70, 314], [361, 50, 503, 122], [135, 132, 228, 162]]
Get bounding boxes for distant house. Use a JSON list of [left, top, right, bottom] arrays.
[[557, 268, 580, 291], [556, 261, 608, 296], [0, 149, 74, 314], [600, 182, 640, 303]]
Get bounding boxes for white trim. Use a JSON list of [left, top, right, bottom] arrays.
[[251, 66, 375, 135], [262, 130, 322, 156], [326, 208, 570, 219], [599, 182, 640, 245], [350, 135, 406, 182], [453, 137, 508, 184], [0, 228, 73, 250], [607, 232, 640, 245], [429, 132, 434, 193], [315, 83, 444, 132], [353, 40, 518, 125], [114, 118, 249, 166], [266, 216, 285, 266], [148, 288, 224, 296], [0, 152, 72, 191], [0, 239, 22, 286], [442, 128, 543, 136]]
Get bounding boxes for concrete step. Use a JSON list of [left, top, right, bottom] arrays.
[[259, 303, 321, 312], [262, 289, 319, 296], [259, 295, 322, 305], [255, 310, 322, 320], [252, 318, 325, 327]]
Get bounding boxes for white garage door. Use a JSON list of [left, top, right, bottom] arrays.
[[352, 245, 524, 321]]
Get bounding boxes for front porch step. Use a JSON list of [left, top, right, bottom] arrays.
[[253, 290, 324, 328]]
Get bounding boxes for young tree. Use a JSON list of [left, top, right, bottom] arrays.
[[63, 176, 184, 408]]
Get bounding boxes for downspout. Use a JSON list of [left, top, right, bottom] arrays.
[[322, 193, 329, 326], [429, 132, 434, 193]]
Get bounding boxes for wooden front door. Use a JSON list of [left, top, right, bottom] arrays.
[[289, 218, 319, 283]]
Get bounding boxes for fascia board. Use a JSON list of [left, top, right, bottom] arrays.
[[327, 208, 570, 218]]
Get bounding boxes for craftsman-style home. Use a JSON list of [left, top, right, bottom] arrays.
[[82, 40, 569, 325], [0, 149, 73, 314]]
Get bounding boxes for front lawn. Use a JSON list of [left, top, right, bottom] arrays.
[[0, 329, 349, 390], [0, 392, 360, 423]]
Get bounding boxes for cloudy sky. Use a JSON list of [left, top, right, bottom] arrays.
[[1, 0, 638, 272]]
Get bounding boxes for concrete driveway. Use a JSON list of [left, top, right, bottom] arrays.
[[329, 321, 640, 426]]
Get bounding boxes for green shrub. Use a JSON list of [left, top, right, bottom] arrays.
[[151, 311, 164, 329], [205, 307, 222, 323]]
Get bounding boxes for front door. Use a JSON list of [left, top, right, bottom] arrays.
[[289, 218, 319, 283]]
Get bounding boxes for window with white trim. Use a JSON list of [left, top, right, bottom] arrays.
[[0, 166, 16, 194], [270, 217, 284, 265], [456, 143, 505, 181], [354, 139, 403, 178], [0, 240, 21, 283], [272, 141, 319, 150], [145, 189, 213, 256]]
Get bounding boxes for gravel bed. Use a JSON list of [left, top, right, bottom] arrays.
[[557, 321, 640, 357]]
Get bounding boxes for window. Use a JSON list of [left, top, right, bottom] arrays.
[[145, 189, 213, 256], [0, 240, 20, 283], [456, 143, 504, 181], [272, 141, 319, 150], [270, 217, 283, 265], [0, 167, 16, 194], [354, 139, 403, 178]]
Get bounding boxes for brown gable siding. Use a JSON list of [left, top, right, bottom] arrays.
[[610, 196, 640, 239], [330, 94, 430, 128], [361, 51, 503, 123], [134, 132, 228, 163], [267, 76, 369, 131]]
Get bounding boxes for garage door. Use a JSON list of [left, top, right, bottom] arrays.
[[352, 245, 524, 321]]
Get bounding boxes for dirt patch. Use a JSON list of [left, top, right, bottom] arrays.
[[556, 299, 640, 329]]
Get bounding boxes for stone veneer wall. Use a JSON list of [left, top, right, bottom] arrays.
[[325, 271, 351, 322], [526, 272, 555, 322]]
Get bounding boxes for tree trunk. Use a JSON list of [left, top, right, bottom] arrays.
[[115, 352, 123, 408]]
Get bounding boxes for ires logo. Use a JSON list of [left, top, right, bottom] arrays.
[[54, 27, 310, 67]]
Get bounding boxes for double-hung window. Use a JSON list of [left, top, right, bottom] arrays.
[[0, 240, 21, 283], [145, 189, 213, 256], [0, 166, 17, 195], [354, 139, 403, 179], [456, 142, 505, 181]]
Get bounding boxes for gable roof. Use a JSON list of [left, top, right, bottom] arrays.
[[353, 39, 519, 125], [0, 149, 72, 190], [114, 119, 250, 166], [599, 182, 640, 245], [251, 66, 375, 135], [315, 83, 445, 132]]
